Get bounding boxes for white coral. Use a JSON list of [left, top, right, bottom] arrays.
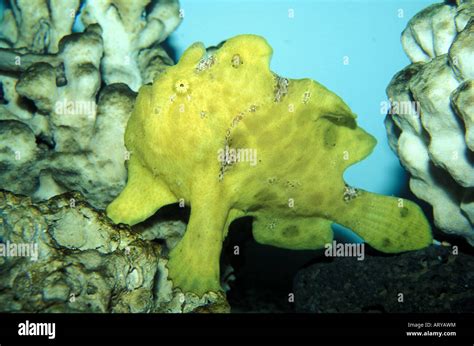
[[385, 0, 474, 245], [80, 0, 181, 90], [0, 0, 180, 208]]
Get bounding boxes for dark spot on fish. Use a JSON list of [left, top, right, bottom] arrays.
[[382, 238, 391, 247], [322, 114, 357, 129], [310, 192, 323, 204], [267, 177, 277, 184], [400, 207, 409, 218], [282, 225, 299, 238], [255, 191, 278, 203], [323, 126, 337, 148]]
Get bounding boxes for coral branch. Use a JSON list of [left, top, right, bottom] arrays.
[[0, 48, 62, 73]]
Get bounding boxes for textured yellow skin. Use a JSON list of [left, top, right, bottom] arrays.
[[107, 35, 432, 296]]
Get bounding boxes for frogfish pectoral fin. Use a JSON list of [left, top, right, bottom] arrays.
[[330, 189, 432, 252], [251, 213, 334, 250], [106, 156, 177, 226]]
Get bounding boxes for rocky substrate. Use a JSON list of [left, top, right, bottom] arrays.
[[293, 245, 474, 313], [0, 190, 229, 313]]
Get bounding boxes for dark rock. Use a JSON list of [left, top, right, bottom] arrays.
[[293, 245, 474, 313]]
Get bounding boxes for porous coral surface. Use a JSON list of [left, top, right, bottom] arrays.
[[385, 0, 474, 245], [0, 190, 228, 312], [0, 0, 180, 209]]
